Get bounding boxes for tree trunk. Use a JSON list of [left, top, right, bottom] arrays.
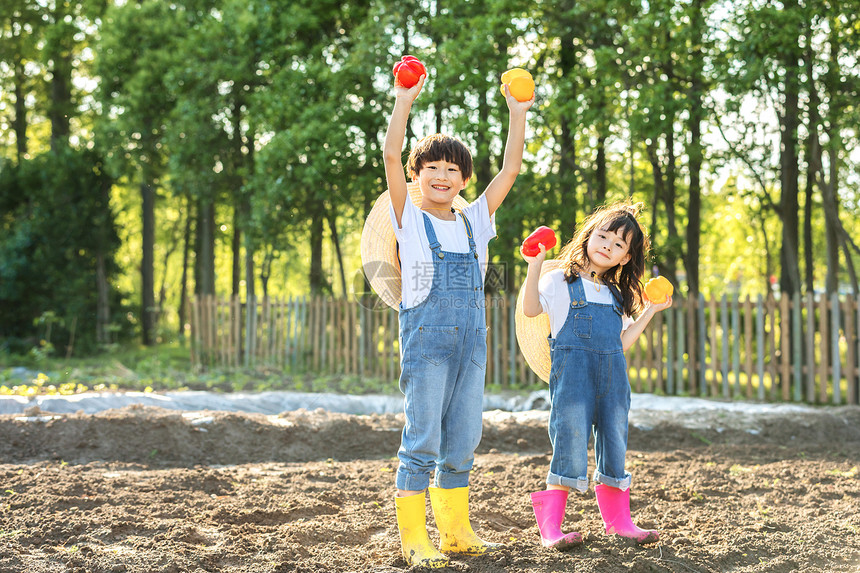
[[686, 105, 703, 298], [777, 0, 802, 296], [47, 1, 72, 152], [309, 214, 325, 293], [821, 142, 839, 294], [244, 234, 256, 369], [475, 92, 492, 200], [326, 206, 348, 297], [244, 231, 255, 298], [232, 209, 242, 297], [196, 198, 216, 296], [140, 180, 156, 345], [232, 97, 249, 299], [261, 247, 276, 298], [646, 140, 662, 245], [96, 253, 109, 345], [49, 53, 72, 150], [95, 166, 113, 345], [13, 62, 27, 164], [595, 134, 607, 208], [558, 28, 579, 243], [178, 198, 193, 337], [646, 139, 677, 282], [685, 0, 705, 299], [663, 126, 679, 283], [803, 29, 818, 296]]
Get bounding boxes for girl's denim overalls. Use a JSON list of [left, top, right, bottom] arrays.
[[546, 276, 633, 492], [395, 212, 488, 491]]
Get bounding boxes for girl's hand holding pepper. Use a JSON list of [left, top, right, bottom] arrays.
[[521, 242, 547, 264]]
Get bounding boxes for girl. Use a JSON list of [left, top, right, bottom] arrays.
[[520, 202, 672, 550]]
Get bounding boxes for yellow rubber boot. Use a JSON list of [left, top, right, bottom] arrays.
[[429, 486, 502, 556], [394, 492, 449, 568]]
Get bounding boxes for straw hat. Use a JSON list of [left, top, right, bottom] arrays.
[[360, 181, 470, 310], [515, 258, 563, 383]]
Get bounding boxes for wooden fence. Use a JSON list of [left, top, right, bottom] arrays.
[[190, 293, 860, 405]]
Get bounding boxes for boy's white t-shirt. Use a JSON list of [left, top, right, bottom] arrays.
[[390, 194, 496, 309], [538, 268, 634, 338]]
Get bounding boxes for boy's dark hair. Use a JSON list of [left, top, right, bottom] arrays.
[[406, 133, 473, 180], [557, 201, 650, 317]]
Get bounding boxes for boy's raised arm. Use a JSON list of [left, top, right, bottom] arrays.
[[483, 86, 534, 216], [383, 76, 425, 228]]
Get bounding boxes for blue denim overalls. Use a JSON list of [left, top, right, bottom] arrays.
[[546, 276, 632, 492], [395, 212, 488, 492]]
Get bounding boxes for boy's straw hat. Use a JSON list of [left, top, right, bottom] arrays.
[[515, 258, 563, 383], [360, 181, 470, 310]]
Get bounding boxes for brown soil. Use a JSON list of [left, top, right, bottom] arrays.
[[1, 403, 860, 572]]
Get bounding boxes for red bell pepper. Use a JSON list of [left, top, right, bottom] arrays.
[[522, 226, 557, 256], [392, 55, 426, 88]]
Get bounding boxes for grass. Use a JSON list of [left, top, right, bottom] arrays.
[[0, 342, 551, 399], [0, 342, 410, 396]]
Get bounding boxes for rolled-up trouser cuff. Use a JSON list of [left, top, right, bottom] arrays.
[[547, 471, 589, 493], [396, 469, 432, 492], [433, 470, 470, 489], [594, 470, 632, 491]]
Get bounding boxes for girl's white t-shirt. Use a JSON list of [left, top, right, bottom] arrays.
[[538, 268, 634, 338], [389, 194, 496, 309]]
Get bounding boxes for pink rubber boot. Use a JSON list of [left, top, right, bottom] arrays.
[[594, 484, 659, 543], [530, 489, 583, 550]]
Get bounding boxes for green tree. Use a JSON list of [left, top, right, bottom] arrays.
[[0, 0, 43, 163], [0, 147, 125, 354], [252, 0, 385, 295], [96, 0, 183, 344]]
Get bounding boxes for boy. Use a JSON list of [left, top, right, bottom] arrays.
[[383, 71, 532, 567]]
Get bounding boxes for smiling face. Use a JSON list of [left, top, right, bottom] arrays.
[[412, 159, 468, 209], [406, 134, 473, 210], [586, 226, 631, 275]]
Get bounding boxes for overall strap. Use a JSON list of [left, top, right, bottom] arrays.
[[566, 275, 588, 309], [459, 212, 478, 257], [606, 284, 624, 310], [420, 213, 444, 259], [607, 283, 624, 315]]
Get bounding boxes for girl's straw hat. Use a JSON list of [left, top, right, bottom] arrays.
[[515, 258, 563, 382], [360, 181, 470, 310]]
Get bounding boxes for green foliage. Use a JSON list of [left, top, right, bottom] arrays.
[[0, 146, 131, 354], [3, 0, 860, 358]]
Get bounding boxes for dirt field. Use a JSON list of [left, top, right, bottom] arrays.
[[1, 402, 860, 573]]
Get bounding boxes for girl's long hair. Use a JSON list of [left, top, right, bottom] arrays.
[[556, 201, 650, 316]]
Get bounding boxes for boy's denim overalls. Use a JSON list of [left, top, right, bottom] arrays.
[[546, 276, 632, 492], [395, 212, 487, 491]]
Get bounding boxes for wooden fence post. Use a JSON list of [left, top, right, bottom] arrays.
[[508, 295, 517, 387], [832, 293, 842, 405], [185, 292, 857, 405], [744, 295, 753, 399], [779, 295, 790, 401], [846, 297, 857, 406], [731, 295, 740, 397], [819, 295, 829, 404], [720, 295, 729, 398], [676, 302, 685, 395], [666, 305, 675, 395], [805, 295, 815, 404], [698, 293, 707, 396], [792, 292, 802, 402], [756, 295, 764, 400], [709, 296, 718, 398]]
